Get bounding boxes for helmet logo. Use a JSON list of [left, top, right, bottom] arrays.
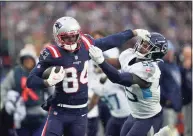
[[161, 44, 168, 53], [55, 22, 62, 32]]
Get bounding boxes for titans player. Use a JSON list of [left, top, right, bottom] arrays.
[[89, 48, 130, 136], [26, 16, 150, 136], [89, 32, 168, 136]]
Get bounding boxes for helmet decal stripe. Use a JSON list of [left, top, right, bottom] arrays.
[[46, 46, 61, 58]]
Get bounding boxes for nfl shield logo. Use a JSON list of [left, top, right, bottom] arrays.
[[53, 111, 58, 115], [75, 56, 78, 60]]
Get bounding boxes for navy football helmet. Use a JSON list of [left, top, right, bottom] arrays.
[[134, 32, 168, 60]]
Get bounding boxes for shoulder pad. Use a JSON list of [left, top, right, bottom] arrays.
[[39, 45, 61, 62], [81, 34, 94, 50], [130, 61, 160, 82], [119, 48, 136, 67]]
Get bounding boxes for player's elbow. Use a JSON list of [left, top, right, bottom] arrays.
[[109, 76, 120, 84]]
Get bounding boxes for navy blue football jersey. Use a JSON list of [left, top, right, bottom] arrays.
[[27, 30, 134, 115]]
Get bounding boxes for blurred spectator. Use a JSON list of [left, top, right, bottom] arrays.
[[180, 46, 192, 136], [0, 2, 191, 68], [0, 90, 26, 136], [0, 46, 48, 136], [158, 41, 183, 135]]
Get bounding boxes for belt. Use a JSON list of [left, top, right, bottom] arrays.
[[57, 102, 88, 109]]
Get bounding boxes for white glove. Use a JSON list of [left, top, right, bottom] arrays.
[[134, 29, 151, 41], [89, 46, 104, 64], [4, 90, 20, 115], [46, 66, 65, 86], [14, 97, 26, 129]]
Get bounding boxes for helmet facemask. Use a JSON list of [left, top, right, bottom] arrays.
[[134, 38, 161, 60], [57, 31, 81, 52]]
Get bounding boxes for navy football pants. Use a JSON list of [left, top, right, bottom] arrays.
[[41, 107, 87, 136], [120, 111, 163, 136], [87, 117, 99, 136], [106, 116, 127, 136]]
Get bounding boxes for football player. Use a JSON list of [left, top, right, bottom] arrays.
[[26, 16, 150, 136], [89, 48, 130, 136], [89, 32, 168, 136], [87, 60, 100, 136], [91, 31, 112, 133]]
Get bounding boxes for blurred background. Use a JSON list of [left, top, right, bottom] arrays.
[[0, 1, 192, 136]]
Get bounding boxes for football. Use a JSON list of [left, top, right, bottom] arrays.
[[42, 66, 61, 79]]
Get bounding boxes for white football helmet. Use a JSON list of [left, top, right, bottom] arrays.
[[53, 17, 81, 52]]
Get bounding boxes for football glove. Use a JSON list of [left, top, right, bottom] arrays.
[[89, 46, 104, 64], [46, 66, 65, 86], [134, 29, 151, 41]]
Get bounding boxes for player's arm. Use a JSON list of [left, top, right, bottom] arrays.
[[27, 62, 50, 89], [100, 61, 150, 88], [88, 93, 100, 112], [94, 29, 150, 51], [105, 58, 121, 69], [27, 48, 65, 90], [89, 46, 151, 88]]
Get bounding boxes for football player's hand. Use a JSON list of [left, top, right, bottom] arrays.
[[46, 66, 65, 86], [89, 46, 104, 64], [133, 29, 150, 41]]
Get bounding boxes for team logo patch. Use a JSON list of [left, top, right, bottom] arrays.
[[41, 50, 49, 60], [75, 55, 78, 60], [146, 68, 151, 72]]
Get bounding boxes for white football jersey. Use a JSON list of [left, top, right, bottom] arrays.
[[91, 78, 130, 118], [119, 48, 162, 119], [87, 89, 99, 118], [87, 60, 100, 118]]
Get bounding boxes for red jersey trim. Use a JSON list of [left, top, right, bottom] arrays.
[[46, 45, 61, 58], [81, 35, 93, 50]]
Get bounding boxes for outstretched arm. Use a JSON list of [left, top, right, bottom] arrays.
[[94, 29, 150, 51], [106, 58, 121, 69], [89, 46, 151, 88], [99, 61, 150, 88], [94, 30, 134, 51]]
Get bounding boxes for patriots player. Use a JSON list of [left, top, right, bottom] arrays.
[[26, 16, 150, 136], [89, 32, 168, 136]]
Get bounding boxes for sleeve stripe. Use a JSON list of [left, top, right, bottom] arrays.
[[46, 46, 61, 58], [81, 35, 93, 50]]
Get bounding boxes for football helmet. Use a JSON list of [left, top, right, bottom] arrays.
[[134, 32, 168, 60], [53, 17, 81, 52]]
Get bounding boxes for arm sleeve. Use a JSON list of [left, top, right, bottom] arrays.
[[27, 48, 51, 90], [27, 63, 48, 90], [94, 29, 134, 51]]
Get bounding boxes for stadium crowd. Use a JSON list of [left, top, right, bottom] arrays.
[[0, 1, 192, 136]]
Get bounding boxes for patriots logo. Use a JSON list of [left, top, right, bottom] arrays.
[[55, 22, 62, 32], [161, 44, 168, 53], [41, 50, 49, 60]]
